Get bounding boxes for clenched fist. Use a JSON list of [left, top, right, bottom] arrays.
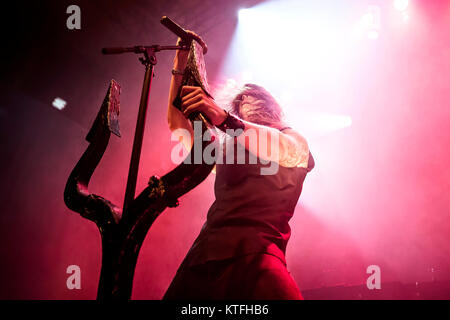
[[180, 86, 227, 126]]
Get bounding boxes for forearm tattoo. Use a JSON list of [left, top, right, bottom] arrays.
[[279, 138, 309, 168]]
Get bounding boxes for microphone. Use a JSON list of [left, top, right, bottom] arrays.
[[160, 16, 207, 54], [160, 16, 193, 43]]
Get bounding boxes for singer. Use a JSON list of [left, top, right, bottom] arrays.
[[163, 33, 314, 300]]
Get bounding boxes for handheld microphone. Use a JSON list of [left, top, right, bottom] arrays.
[[160, 16, 207, 54], [160, 16, 193, 43]]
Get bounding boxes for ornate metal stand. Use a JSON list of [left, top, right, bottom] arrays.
[[64, 19, 216, 300]]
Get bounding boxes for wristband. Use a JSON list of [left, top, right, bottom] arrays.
[[171, 69, 185, 76], [216, 111, 245, 136]]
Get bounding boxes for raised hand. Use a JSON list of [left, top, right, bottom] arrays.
[[180, 86, 226, 125]]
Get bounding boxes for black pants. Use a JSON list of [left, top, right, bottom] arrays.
[[163, 253, 303, 300]]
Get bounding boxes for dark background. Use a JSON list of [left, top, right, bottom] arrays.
[[1, 0, 449, 299]]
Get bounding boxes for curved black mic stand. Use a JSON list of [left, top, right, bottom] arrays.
[[64, 19, 216, 300], [102, 45, 189, 215]]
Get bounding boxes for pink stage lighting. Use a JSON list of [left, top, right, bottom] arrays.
[[394, 0, 409, 12]]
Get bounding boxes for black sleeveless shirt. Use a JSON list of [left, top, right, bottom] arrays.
[[182, 133, 315, 267]]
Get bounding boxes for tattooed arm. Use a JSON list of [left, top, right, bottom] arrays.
[[179, 86, 309, 168], [235, 121, 310, 168]]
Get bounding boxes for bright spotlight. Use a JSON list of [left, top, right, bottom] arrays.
[[52, 97, 67, 110], [225, 78, 238, 88], [238, 8, 251, 20], [316, 113, 353, 132], [394, 0, 409, 12], [367, 30, 379, 40], [353, 5, 381, 40], [402, 12, 409, 22], [361, 12, 375, 28], [241, 70, 253, 83], [291, 111, 353, 137], [224, 0, 354, 104]]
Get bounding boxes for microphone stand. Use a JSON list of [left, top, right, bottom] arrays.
[[102, 45, 188, 214], [64, 17, 216, 300]]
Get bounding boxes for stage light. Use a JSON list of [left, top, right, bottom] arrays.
[[367, 30, 379, 40], [312, 113, 353, 132], [52, 97, 66, 110], [353, 5, 381, 40], [238, 8, 251, 21], [225, 78, 238, 88], [230, 2, 345, 84], [361, 12, 375, 28], [402, 12, 409, 22], [282, 110, 353, 137], [241, 70, 253, 83], [394, 0, 409, 12], [222, 0, 356, 135], [280, 90, 293, 105]]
